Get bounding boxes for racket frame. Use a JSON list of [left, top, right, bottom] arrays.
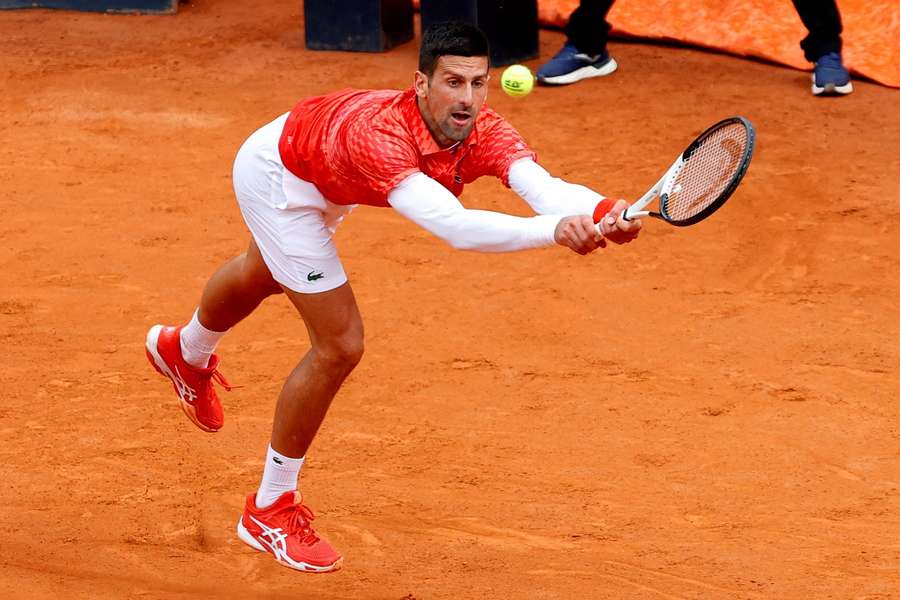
[[623, 116, 755, 226]]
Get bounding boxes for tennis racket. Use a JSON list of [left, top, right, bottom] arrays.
[[622, 116, 756, 226]]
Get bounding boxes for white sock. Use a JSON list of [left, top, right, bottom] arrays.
[[256, 444, 305, 509], [179, 309, 227, 368]]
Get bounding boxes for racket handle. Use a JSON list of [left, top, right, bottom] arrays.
[[626, 178, 664, 221], [623, 208, 650, 221]]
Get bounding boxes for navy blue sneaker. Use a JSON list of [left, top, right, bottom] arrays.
[[536, 43, 618, 85], [812, 52, 853, 96]]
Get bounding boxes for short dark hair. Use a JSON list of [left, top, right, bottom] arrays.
[[418, 21, 490, 76]]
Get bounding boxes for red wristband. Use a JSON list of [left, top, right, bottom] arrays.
[[592, 198, 617, 224], [594, 198, 639, 245]]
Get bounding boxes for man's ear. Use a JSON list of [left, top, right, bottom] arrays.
[[414, 70, 429, 98]]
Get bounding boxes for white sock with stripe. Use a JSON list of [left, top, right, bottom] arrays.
[[179, 309, 226, 368], [256, 444, 305, 509]]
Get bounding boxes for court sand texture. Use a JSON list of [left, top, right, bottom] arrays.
[[1, 2, 899, 599]]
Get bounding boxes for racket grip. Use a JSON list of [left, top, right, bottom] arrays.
[[623, 208, 651, 220]]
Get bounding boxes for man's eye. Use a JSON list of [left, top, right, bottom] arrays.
[[448, 80, 460, 87], [473, 80, 485, 88]]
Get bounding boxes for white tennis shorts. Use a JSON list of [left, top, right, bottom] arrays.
[[232, 113, 354, 294]]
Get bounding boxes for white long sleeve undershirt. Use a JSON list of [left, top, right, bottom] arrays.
[[508, 158, 606, 216], [386, 159, 607, 253]]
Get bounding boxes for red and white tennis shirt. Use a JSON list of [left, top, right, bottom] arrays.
[[278, 87, 536, 207]]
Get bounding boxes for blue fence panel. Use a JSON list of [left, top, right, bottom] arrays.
[[0, 1, 177, 13]]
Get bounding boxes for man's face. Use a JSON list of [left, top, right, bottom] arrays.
[[415, 55, 490, 147]]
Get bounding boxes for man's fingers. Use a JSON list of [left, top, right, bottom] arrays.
[[564, 227, 584, 253], [558, 215, 621, 254], [617, 213, 643, 232], [578, 217, 605, 252], [599, 205, 642, 245], [573, 216, 594, 241], [599, 217, 614, 236]]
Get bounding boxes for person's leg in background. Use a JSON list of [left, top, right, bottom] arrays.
[[564, 0, 613, 58], [791, 0, 853, 95], [537, 0, 618, 85]]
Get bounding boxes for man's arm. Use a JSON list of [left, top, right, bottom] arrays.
[[509, 158, 641, 244], [508, 158, 607, 216], [388, 173, 604, 254]]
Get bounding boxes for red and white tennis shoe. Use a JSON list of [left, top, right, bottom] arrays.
[[237, 491, 343, 573], [145, 324, 233, 433]]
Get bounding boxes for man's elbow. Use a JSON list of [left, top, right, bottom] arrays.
[[445, 236, 480, 251]]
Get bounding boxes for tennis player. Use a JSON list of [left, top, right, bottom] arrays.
[[145, 20, 642, 573]]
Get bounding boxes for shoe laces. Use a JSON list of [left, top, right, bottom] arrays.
[[210, 369, 237, 392], [285, 501, 320, 544]]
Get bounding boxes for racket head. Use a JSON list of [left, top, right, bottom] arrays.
[[658, 116, 755, 226]]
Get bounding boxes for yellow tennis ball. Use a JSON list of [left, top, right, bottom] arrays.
[[500, 64, 534, 97]]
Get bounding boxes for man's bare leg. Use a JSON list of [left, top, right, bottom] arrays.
[[145, 238, 283, 431], [235, 281, 362, 573], [270, 282, 364, 458], [196, 238, 283, 332]]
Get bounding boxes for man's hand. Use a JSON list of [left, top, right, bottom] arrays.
[[554, 215, 607, 255], [594, 198, 642, 244]]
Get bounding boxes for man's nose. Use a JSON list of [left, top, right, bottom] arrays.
[[458, 84, 474, 106]]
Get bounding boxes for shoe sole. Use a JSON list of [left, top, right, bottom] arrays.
[[145, 325, 219, 433], [236, 519, 344, 573], [538, 57, 618, 85], [811, 73, 853, 95]]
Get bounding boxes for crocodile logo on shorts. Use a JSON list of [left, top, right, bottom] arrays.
[[307, 270, 325, 282]]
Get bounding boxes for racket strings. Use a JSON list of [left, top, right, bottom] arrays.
[[664, 123, 749, 223]]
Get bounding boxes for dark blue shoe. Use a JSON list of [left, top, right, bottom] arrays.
[[536, 43, 618, 85], [812, 52, 853, 96]]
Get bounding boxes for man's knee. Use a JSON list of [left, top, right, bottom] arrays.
[[315, 332, 364, 372]]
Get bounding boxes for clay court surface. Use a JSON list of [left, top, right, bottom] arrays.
[[2, 2, 899, 598]]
